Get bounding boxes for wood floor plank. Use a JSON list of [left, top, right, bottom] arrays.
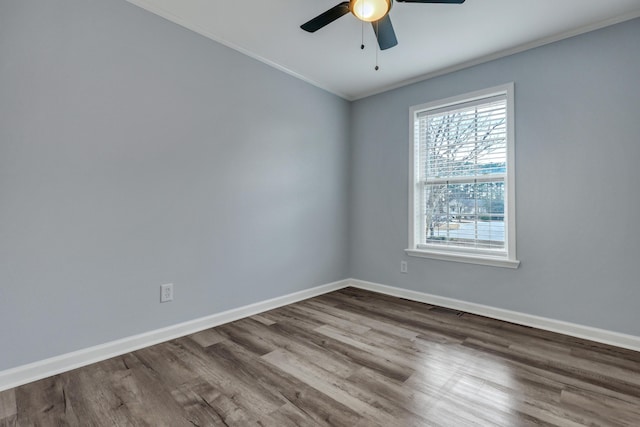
[[270, 320, 416, 382], [260, 305, 326, 331], [14, 376, 82, 426], [206, 340, 363, 426], [227, 318, 362, 378], [345, 365, 483, 425], [168, 338, 287, 419], [261, 402, 321, 427], [59, 359, 140, 426], [0, 389, 16, 426], [306, 300, 421, 340], [287, 303, 372, 335], [169, 380, 230, 427], [560, 388, 640, 427], [190, 328, 226, 348], [214, 322, 277, 356], [463, 336, 640, 397], [5, 287, 640, 426], [261, 348, 429, 427], [249, 313, 276, 326]]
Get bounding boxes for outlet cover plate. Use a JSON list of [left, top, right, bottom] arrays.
[[160, 283, 174, 303]]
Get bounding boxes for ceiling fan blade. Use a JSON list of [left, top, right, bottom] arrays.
[[301, 2, 350, 33], [373, 15, 398, 50], [396, 0, 465, 3]]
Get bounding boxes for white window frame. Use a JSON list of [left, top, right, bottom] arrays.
[[406, 83, 519, 268]]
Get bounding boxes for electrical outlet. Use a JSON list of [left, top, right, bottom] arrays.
[[400, 261, 408, 273], [160, 283, 174, 303]]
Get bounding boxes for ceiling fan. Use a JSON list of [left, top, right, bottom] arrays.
[[300, 0, 466, 50]]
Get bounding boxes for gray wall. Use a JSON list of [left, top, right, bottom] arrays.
[[0, 0, 350, 370], [349, 18, 640, 336], [2, 0, 638, 373]]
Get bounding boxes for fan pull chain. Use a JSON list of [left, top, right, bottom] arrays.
[[361, 20, 365, 50], [375, 21, 379, 71]]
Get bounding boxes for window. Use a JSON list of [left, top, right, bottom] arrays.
[[407, 84, 519, 268]]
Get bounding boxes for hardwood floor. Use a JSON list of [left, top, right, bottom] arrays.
[[2, 287, 640, 426]]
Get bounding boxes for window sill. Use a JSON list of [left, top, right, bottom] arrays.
[[405, 248, 520, 269]]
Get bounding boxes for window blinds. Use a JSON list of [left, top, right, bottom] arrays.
[[417, 95, 507, 183], [416, 94, 508, 252]]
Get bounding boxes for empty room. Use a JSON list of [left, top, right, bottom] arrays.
[[1, 0, 640, 425]]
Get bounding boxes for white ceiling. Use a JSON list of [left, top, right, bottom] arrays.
[[126, 0, 640, 100]]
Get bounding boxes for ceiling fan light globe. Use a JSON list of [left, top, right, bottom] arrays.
[[351, 0, 390, 22]]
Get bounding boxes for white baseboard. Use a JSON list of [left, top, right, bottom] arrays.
[[0, 279, 350, 392], [348, 279, 640, 353], [4, 277, 639, 392]]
